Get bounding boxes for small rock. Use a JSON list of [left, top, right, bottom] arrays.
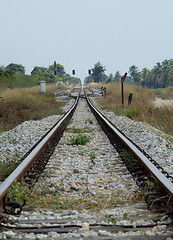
[[81, 222, 89, 231], [3, 231, 16, 238], [48, 231, 58, 237], [35, 233, 48, 239], [70, 182, 79, 191]]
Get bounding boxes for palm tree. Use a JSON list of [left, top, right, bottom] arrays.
[[129, 65, 141, 84], [152, 62, 162, 88], [141, 68, 149, 86], [161, 60, 169, 88]]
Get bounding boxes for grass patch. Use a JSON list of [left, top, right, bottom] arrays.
[[125, 108, 140, 118], [27, 188, 144, 211], [89, 152, 97, 168], [85, 118, 94, 124], [0, 159, 19, 180], [0, 85, 66, 132], [68, 134, 90, 145]]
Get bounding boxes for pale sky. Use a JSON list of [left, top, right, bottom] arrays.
[[1, 0, 173, 82]]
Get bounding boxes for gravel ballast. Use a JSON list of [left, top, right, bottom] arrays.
[[0, 96, 173, 239], [91, 97, 173, 178]]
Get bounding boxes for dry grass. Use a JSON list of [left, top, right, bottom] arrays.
[[0, 84, 67, 100], [91, 82, 154, 109], [92, 82, 173, 136], [161, 87, 173, 99], [0, 84, 67, 132], [154, 87, 173, 99], [138, 106, 173, 135], [27, 190, 143, 212]]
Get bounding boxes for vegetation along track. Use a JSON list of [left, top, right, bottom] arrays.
[[0, 87, 173, 239]]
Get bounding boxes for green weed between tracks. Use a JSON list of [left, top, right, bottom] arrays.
[[68, 134, 91, 145]]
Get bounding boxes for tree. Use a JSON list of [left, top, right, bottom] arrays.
[[91, 62, 106, 83], [141, 68, 149, 86], [6, 63, 25, 74], [84, 75, 92, 84], [31, 66, 55, 83], [161, 59, 169, 88], [151, 62, 162, 88], [0, 68, 15, 88], [114, 71, 121, 82], [129, 65, 141, 84], [49, 62, 65, 78], [167, 59, 173, 87], [106, 74, 114, 83]]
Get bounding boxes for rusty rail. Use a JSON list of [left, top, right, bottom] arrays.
[[0, 89, 81, 213], [1, 86, 173, 216], [85, 89, 173, 211]]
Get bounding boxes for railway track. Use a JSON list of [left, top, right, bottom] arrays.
[[0, 87, 173, 239]]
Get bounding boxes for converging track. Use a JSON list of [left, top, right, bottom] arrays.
[[0, 87, 173, 239]]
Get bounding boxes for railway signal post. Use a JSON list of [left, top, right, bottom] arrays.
[[121, 72, 127, 106]]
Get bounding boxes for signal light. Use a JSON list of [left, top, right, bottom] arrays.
[[88, 69, 91, 75], [72, 70, 75, 75]]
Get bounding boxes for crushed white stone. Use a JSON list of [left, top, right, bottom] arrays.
[[0, 96, 173, 239], [92, 97, 173, 177]]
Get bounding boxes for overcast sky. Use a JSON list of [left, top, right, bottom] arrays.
[[1, 0, 173, 82]]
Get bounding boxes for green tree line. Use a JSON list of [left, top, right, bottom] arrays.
[[85, 59, 173, 88], [0, 62, 81, 88], [129, 59, 173, 88]]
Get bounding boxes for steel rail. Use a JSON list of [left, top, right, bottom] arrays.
[[85, 94, 173, 198], [0, 89, 81, 209]]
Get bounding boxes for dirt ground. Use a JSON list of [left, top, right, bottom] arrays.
[[154, 98, 173, 107]]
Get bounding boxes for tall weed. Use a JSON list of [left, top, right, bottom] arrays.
[[0, 84, 67, 132], [161, 87, 173, 99], [96, 83, 173, 136]]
